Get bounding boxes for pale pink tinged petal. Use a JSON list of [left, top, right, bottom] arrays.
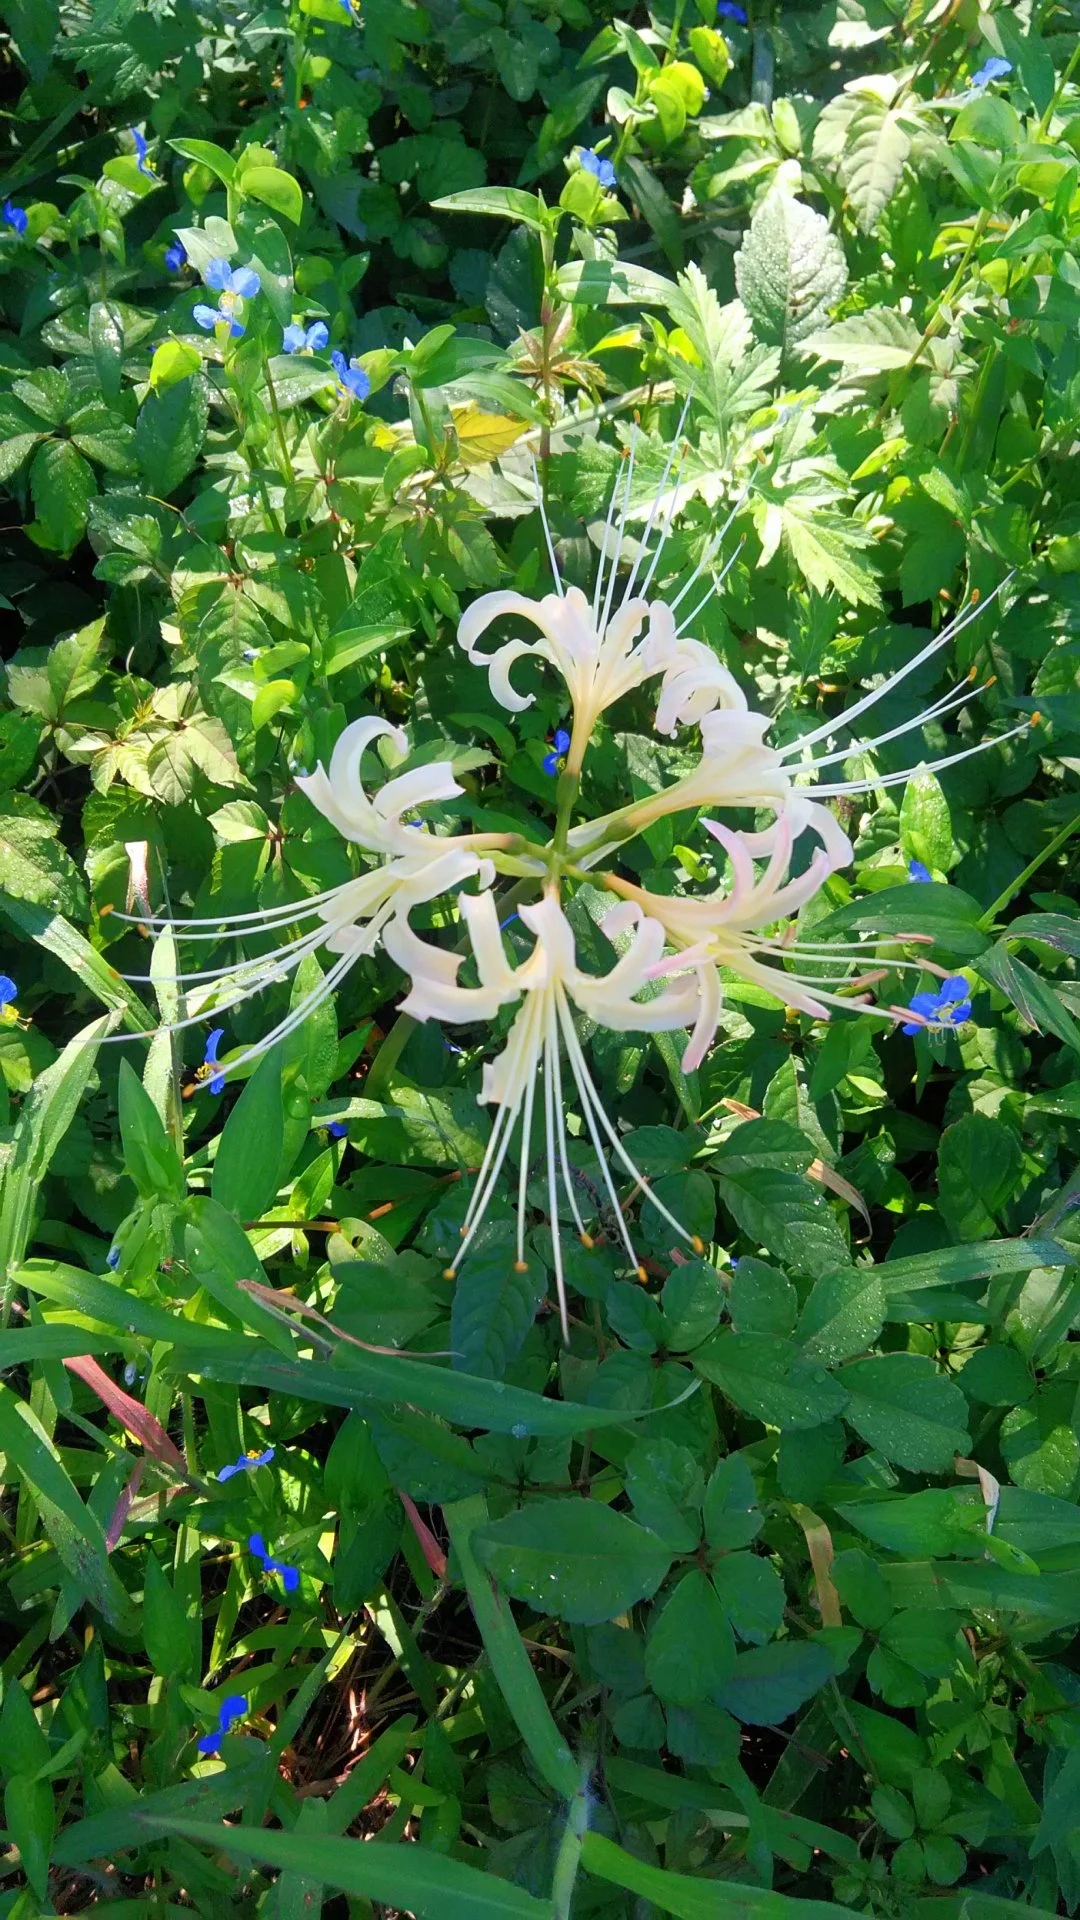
[[375, 762, 463, 821], [702, 819, 756, 903], [488, 638, 538, 713], [791, 797, 852, 871], [599, 900, 642, 941], [757, 812, 794, 894], [681, 963, 723, 1072], [587, 976, 700, 1033]]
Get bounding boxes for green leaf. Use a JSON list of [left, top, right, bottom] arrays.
[[450, 1232, 545, 1378], [117, 1059, 185, 1202], [241, 164, 303, 224], [0, 1384, 135, 1629], [797, 1266, 885, 1364], [938, 1113, 1023, 1242], [715, 1165, 850, 1279], [710, 1553, 786, 1645], [975, 943, 1080, 1055], [472, 1499, 672, 1625], [168, 136, 237, 183], [802, 307, 922, 373], [580, 1831, 858, 1920], [157, 1819, 554, 1919], [1001, 1386, 1080, 1497], [645, 1569, 735, 1704], [0, 1013, 115, 1283], [734, 192, 848, 353], [0, 896, 152, 1032], [135, 377, 208, 496], [814, 881, 989, 960], [0, 793, 86, 918], [149, 339, 202, 392], [899, 768, 953, 874], [767, 497, 882, 608], [702, 1453, 763, 1550], [143, 1557, 195, 1681], [29, 438, 94, 552], [4, 1775, 53, 1900], [431, 186, 546, 232], [714, 1638, 835, 1725], [694, 1332, 849, 1431], [182, 1198, 298, 1357], [840, 95, 911, 233], [554, 258, 678, 308], [211, 1044, 285, 1220], [839, 1354, 969, 1470]]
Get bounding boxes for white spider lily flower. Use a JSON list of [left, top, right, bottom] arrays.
[[293, 715, 462, 856], [602, 807, 925, 1071], [383, 889, 705, 1340]]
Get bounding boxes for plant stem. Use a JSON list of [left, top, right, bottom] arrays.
[[877, 206, 992, 420], [978, 810, 1080, 930], [1038, 37, 1080, 137], [263, 354, 296, 486]]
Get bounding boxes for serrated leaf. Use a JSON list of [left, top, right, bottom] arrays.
[[715, 1163, 851, 1279], [0, 794, 86, 917], [29, 438, 95, 552], [938, 1113, 1023, 1242], [841, 95, 911, 234], [734, 192, 848, 353], [694, 1331, 849, 1430], [841, 1354, 969, 1470], [802, 307, 922, 373], [473, 1499, 672, 1624]]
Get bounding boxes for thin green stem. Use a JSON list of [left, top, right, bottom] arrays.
[[978, 810, 1080, 931], [1038, 37, 1080, 137], [263, 354, 296, 486], [876, 206, 992, 421]]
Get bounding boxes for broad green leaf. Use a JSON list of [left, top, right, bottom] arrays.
[[976, 944, 1080, 1055], [581, 1830, 854, 1918], [802, 307, 921, 373], [841, 95, 911, 233], [29, 437, 94, 552], [715, 1164, 850, 1279], [796, 1266, 885, 1364], [899, 767, 953, 874], [814, 881, 989, 959], [211, 1044, 285, 1220], [431, 186, 546, 231], [241, 164, 303, 224], [0, 1014, 115, 1285], [183, 1198, 298, 1357], [840, 1354, 969, 1470], [162, 1818, 554, 1917], [168, 136, 237, 183], [734, 192, 847, 353], [118, 1058, 185, 1202], [0, 1384, 135, 1629], [149, 339, 201, 392], [715, 1638, 836, 1725], [1001, 1386, 1080, 1498], [693, 1332, 849, 1431], [0, 794, 85, 918], [472, 1499, 672, 1624], [703, 1453, 763, 1550], [450, 1232, 545, 1378], [938, 1112, 1023, 1242], [645, 1569, 735, 1704], [135, 376, 208, 496], [710, 1551, 786, 1645]]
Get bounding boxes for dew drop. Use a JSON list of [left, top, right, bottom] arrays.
[[511, 1422, 528, 1439]]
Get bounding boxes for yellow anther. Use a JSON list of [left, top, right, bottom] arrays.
[[513, 1259, 529, 1273], [691, 1235, 705, 1254], [579, 1232, 594, 1249], [1031, 711, 1042, 726], [443, 1267, 456, 1280], [636, 1263, 648, 1283]]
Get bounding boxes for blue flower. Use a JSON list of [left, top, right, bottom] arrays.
[[3, 201, 27, 236], [543, 726, 571, 776], [716, 0, 748, 20], [327, 1121, 348, 1139], [902, 975, 972, 1037], [106, 1247, 121, 1271], [0, 975, 16, 1007], [201, 1028, 227, 1094], [283, 320, 330, 354], [196, 1692, 248, 1756], [194, 259, 261, 337], [130, 129, 155, 178], [217, 1445, 275, 1482], [249, 1531, 299, 1593], [580, 149, 616, 189], [908, 859, 932, 883], [164, 240, 186, 273], [971, 56, 1012, 89], [331, 349, 371, 403]]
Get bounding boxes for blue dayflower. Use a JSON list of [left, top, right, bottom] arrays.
[[164, 240, 186, 273], [908, 859, 932, 883], [327, 1121, 349, 1139], [716, 0, 748, 20], [283, 320, 330, 354], [194, 259, 261, 337], [543, 727, 571, 776], [0, 974, 16, 1007], [330, 349, 371, 403], [971, 56, 1012, 89], [217, 1445, 275, 1483], [3, 201, 27, 236], [105, 1247, 121, 1271], [249, 1531, 299, 1593], [196, 1692, 248, 1756], [902, 975, 972, 1037], [579, 149, 617, 189], [201, 1028, 227, 1094], [131, 128, 155, 177]]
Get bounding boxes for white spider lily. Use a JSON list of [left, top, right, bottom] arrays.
[[384, 889, 706, 1340], [293, 715, 461, 856]]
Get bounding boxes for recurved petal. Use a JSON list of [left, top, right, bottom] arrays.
[[374, 761, 463, 822], [681, 961, 724, 1073], [458, 889, 520, 994], [327, 715, 408, 797], [488, 638, 538, 713], [458, 590, 551, 657]]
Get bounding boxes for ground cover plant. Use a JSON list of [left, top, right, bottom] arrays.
[[1, 0, 1080, 1913]]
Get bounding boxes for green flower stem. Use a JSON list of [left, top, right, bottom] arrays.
[[262, 353, 296, 486], [876, 205, 993, 420], [552, 1753, 596, 1920], [977, 809, 1080, 932], [1038, 38, 1080, 138]]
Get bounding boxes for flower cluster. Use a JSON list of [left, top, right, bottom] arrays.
[[120, 419, 1028, 1341]]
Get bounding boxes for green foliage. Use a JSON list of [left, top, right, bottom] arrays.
[[0, 1, 1079, 1915]]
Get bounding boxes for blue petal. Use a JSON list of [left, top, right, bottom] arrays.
[[331, 349, 348, 377], [0, 975, 16, 1004], [908, 859, 932, 883], [943, 1000, 971, 1026], [209, 1070, 226, 1094], [227, 318, 246, 338], [307, 322, 329, 350], [203, 257, 232, 291], [4, 202, 27, 235], [906, 993, 940, 1020], [345, 367, 370, 400], [216, 1460, 242, 1481], [542, 752, 560, 776], [204, 1028, 224, 1065], [249, 1532, 268, 1559], [277, 1562, 300, 1593], [553, 728, 571, 753], [196, 1732, 222, 1754], [231, 266, 261, 300], [941, 976, 969, 1000], [193, 304, 219, 330], [106, 1247, 120, 1271], [328, 1121, 348, 1138], [221, 1693, 248, 1725], [901, 1022, 921, 1036], [282, 323, 306, 353]]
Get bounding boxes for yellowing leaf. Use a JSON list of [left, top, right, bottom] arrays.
[[149, 339, 202, 393], [451, 405, 528, 470]]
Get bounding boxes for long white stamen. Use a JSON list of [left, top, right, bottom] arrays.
[[200, 940, 360, 1082], [809, 718, 1033, 797], [599, 425, 639, 641], [516, 1055, 539, 1265], [555, 992, 642, 1274], [636, 437, 692, 605], [111, 883, 355, 933], [531, 454, 564, 597], [547, 998, 589, 1243], [119, 916, 331, 984], [448, 998, 542, 1273], [779, 581, 1010, 762], [674, 541, 744, 638], [621, 394, 694, 608], [795, 677, 993, 775], [561, 1012, 701, 1251], [667, 483, 750, 617], [543, 1019, 570, 1342], [593, 442, 629, 625]]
